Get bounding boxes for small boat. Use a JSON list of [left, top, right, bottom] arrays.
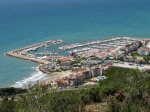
[[45, 45, 49, 48], [32, 47, 38, 51]]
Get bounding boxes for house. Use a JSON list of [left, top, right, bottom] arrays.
[[90, 66, 100, 77], [143, 40, 150, 48], [55, 77, 68, 87], [81, 70, 92, 79], [100, 66, 105, 75], [146, 41, 150, 48], [95, 67, 100, 76], [135, 57, 145, 63], [124, 55, 134, 62], [105, 64, 112, 69], [55, 72, 84, 87], [137, 47, 150, 56], [69, 75, 78, 86], [99, 64, 112, 75], [60, 61, 72, 66], [58, 56, 75, 66], [75, 72, 84, 85], [55, 64, 113, 88], [68, 73, 84, 86], [90, 67, 96, 77]]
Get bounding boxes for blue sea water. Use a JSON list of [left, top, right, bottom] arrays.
[[0, 0, 150, 88]]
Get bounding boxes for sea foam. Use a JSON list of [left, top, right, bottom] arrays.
[[11, 66, 49, 88]]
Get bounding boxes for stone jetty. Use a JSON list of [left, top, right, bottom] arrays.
[[6, 51, 50, 64], [5, 40, 63, 64]]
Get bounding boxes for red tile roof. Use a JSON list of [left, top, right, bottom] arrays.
[[59, 56, 74, 62], [55, 78, 61, 82], [81, 70, 89, 73], [138, 47, 150, 51], [75, 72, 83, 77], [60, 79, 67, 84]]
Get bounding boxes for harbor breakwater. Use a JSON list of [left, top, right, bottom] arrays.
[[6, 51, 50, 64], [5, 40, 63, 65]]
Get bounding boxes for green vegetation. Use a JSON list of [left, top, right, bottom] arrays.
[[144, 56, 150, 64], [106, 57, 124, 61], [131, 52, 150, 59], [47, 69, 61, 73], [90, 57, 101, 61], [108, 57, 119, 60], [0, 87, 27, 96], [126, 44, 132, 47], [131, 52, 150, 64], [75, 57, 86, 63], [0, 67, 150, 112], [40, 65, 69, 74], [84, 78, 92, 82]]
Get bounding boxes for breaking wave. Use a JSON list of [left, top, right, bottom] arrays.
[[11, 66, 49, 88]]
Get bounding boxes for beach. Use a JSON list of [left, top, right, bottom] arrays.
[[39, 64, 73, 85], [40, 69, 73, 85]]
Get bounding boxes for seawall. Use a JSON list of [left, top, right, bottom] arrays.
[[6, 51, 50, 64], [5, 40, 63, 65]]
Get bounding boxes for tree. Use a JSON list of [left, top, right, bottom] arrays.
[[0, 98, 16, 112]]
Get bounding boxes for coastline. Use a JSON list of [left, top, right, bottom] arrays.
[[10, 65, 63, 88], [39, 65, 72, 85], [39, 65, 52, 74], [5, 37, 150, 88]]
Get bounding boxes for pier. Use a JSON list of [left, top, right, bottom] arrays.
[[58, 37, 142, 50], [35, 51, 59, 56]]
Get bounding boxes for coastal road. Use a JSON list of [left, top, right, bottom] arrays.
[[112, 62, 150, 70]]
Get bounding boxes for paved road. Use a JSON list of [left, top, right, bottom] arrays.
[[112, 62, 150, 70]]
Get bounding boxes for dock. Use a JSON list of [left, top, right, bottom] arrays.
[[58, 37, 140, 50], [60, 37, 148, 59]]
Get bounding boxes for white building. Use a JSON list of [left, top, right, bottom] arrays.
[[137, 47, 150, 56]]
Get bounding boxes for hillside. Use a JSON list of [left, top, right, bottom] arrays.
[[0, 67, 150, 112]]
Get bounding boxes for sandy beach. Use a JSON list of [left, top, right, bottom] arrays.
[[39, 66, 73, 85]]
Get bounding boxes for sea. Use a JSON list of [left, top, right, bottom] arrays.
[[0, 0, 150, 88]]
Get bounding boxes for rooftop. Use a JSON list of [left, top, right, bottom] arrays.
[[138, 47, 150, 51]]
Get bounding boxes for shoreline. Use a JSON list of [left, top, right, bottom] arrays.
[[39, 65, 52, 74], [5, 37, 150, 88], [10, 65, 64, 88], [38, 65, 72, 85]]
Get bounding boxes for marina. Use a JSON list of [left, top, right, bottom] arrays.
[[6, 40, 63, 64], [35, 51, 59, 56], [4, 36, 150, 89], [5, 37, 149, 65], [61, 37, 145, 59], [58, 37, 143, 50]]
